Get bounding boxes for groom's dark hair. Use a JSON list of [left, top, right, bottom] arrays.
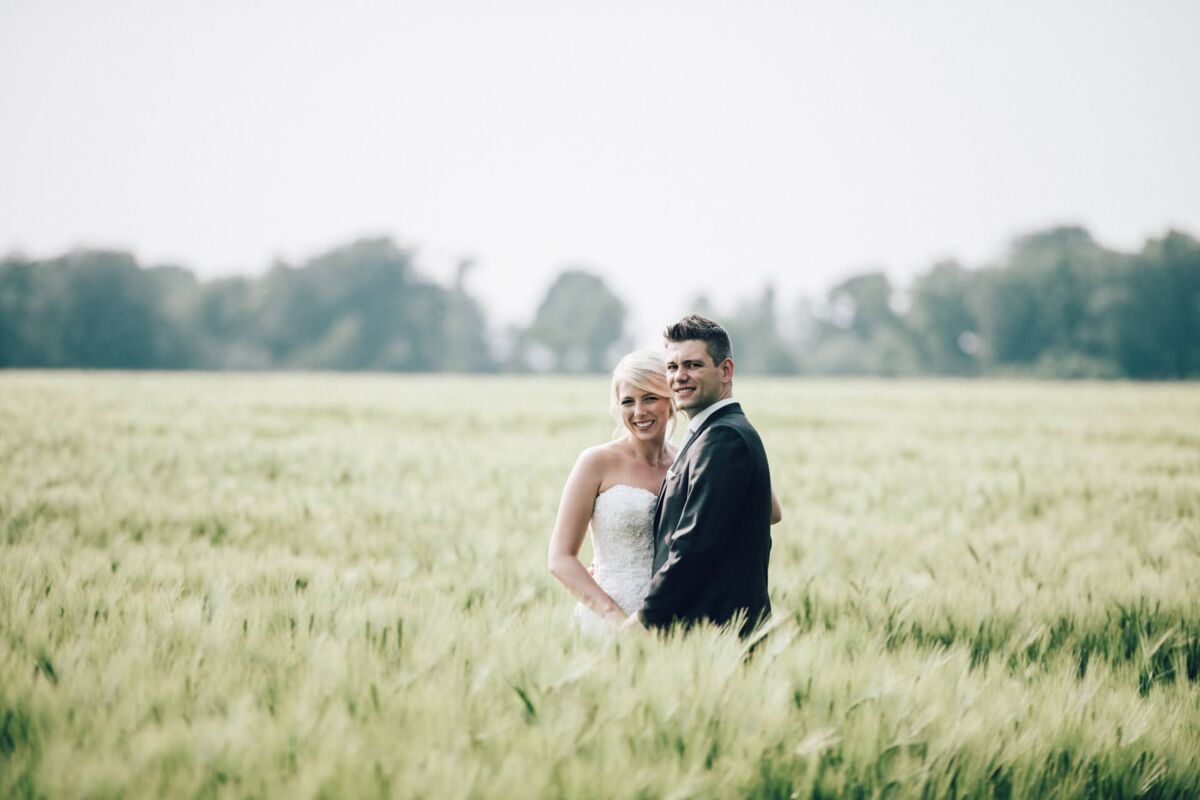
[[664, 314, 733, 366]]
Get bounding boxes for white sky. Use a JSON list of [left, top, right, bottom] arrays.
[[2, 0, 1198, 343]]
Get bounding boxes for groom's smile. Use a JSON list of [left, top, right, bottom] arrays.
[[666, 339, 731, 414]]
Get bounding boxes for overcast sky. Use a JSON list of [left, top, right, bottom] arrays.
[[2, 1, 1198, 341]]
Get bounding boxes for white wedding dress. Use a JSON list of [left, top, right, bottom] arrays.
[[573, 484, 657, 633]]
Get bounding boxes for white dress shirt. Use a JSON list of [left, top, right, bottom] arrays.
[[682, 396, 739, 444]]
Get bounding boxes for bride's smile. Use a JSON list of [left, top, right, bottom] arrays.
[[618, 385, 670, 444]]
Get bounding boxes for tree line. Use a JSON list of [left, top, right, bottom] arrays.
[[1, 226, 1197, 378], [720, 226, 1198, 379]]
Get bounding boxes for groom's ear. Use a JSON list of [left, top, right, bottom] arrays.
[[720, 357, 734, 382]]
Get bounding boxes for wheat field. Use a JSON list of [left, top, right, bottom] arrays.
[[1, 373, 1198, 798]]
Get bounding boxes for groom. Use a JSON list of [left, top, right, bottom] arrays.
[[623, 314, 773, 638]]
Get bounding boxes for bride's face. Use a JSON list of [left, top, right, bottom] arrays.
[[616, 381, 670, 443]]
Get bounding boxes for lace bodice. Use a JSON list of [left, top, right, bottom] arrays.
[[574, 484, 657, 629]]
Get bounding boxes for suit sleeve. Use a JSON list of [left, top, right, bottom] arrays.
[[638, 426, 752, 629]]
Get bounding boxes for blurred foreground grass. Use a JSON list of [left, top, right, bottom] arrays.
[[2, 373, 1199, 798]]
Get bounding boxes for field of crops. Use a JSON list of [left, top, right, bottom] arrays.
[[2, 373, 1199, 798]]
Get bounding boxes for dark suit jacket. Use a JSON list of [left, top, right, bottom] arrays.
[[638, 402, 772, 638]]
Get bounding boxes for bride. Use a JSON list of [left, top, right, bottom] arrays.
[[548, 350, 781, 631]]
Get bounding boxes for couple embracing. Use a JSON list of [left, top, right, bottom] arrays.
[[548, 314, 781, 638]]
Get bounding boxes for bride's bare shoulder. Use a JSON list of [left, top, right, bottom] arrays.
[[577, 441, 640, 485], [562, 444, 620, 498], [577, 440, 627, 468]]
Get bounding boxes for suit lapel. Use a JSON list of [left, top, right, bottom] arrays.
[[658, 402, 742, 524], [652, 403, 742, 566], [669, 402, 742, 477]]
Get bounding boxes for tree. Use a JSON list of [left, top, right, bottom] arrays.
[[805, 271, 919, 376], [441, 259, 494, 372], [1115, 230, 1200, 378], [190, 276, 268, 368], [973, 227, 1125, 375], [724, 285, 799, 374], [0, 255, 40, 366], [908, 260, 979, 375], [528, 269, 626, 372], [48, 250, 183, 368], [252, 238, 450, 370], [827, 272, 901, 340]]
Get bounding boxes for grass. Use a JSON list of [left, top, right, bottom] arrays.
[[1, 372, 1198, 798]]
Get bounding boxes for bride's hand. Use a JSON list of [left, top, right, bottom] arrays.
[[602, 608, 627, 627]]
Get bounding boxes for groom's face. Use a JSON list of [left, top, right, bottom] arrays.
[[665, 339, 730, 415]]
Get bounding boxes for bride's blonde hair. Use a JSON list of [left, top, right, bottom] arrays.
[[610, 350, 680, 440]]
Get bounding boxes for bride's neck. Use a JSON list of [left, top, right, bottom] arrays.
[[626, 435, 667, 466]]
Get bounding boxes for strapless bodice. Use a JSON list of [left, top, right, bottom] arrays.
[[574, 484, 657, 629]]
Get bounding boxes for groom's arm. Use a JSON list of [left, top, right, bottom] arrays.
[[637, 426, 752, 629]]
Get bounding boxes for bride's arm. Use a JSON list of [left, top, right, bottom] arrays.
[[770, 487, 783, 525], [547, 449, 627, 625]]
